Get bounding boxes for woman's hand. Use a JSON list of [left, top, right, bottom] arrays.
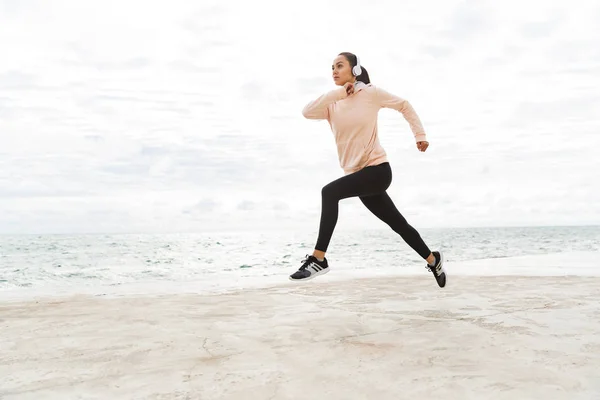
[[417, 141, 429, 152], [343, 82, 355, 96]]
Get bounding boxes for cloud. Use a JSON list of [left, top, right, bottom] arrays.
[[420, 45, 455, 59], [519, 16, 563, 38], [168, 61, 221, 74], [0, 0, 37, 15], [183, 198, 219, 214], [0, 71, 38, 89], [237, 201, 255, 211], [0, 0, 598, 234], [439, 2, 492, 40], [508, 96, 600, 127]]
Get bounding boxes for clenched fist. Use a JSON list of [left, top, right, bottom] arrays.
[[417, 141, 429, 152]]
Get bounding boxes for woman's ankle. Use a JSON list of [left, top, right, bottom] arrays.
[[313, 250, 326, 261], [426, 253, 436, 265]]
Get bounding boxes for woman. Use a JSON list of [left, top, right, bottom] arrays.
[[288, 52, 447, 288]]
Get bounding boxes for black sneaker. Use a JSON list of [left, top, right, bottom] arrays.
[[426, 251, 447, 288], [289, 254, 330, 281]]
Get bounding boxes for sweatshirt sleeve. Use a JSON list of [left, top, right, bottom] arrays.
[[301, 87, 347, 120], [375, 86, 427, 142]]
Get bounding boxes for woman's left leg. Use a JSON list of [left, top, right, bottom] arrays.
[[359, 192, 447, 287], [359, 192, 432, 260]]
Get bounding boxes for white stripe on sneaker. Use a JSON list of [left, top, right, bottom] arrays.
[[308, 263, 322, 273]]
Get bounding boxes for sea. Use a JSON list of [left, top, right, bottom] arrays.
[[1, 225, 599, 300]]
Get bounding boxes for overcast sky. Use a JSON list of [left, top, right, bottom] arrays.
[[1, 0, 599, 234]]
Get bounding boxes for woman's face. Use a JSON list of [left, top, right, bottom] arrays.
[[332, 55, 355, 86]]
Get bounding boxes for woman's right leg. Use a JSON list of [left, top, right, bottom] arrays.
[[289, 162, 391, 282]]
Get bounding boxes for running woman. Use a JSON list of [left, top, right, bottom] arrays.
[[289, 52, 447, 288]]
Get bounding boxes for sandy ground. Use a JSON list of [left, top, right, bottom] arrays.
[[1, 275, 600, 400]]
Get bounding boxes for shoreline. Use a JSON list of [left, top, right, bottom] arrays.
[[1, 250, 599, 304]]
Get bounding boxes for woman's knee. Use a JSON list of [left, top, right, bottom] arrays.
[[321, 183, 338, 201]]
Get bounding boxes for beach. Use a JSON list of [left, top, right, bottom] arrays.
[[2, 262, 599, 400]]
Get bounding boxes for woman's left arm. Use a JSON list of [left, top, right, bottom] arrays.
[[375, 86, 428, 147]]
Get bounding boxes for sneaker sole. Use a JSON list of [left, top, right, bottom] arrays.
[[289, 268, 330, 281]]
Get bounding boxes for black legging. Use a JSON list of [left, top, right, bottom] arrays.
[[315, 162, 431, 259]]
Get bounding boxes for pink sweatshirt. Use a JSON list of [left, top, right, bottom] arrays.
[[302, 83, 427, 175]]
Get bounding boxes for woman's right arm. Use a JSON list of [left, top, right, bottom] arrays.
[[301, 87, 347, 120]]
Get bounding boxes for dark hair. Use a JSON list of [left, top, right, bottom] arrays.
[[339, 52, 370, 84]]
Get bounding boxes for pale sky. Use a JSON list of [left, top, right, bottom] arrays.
[[1, 0, 599, 234]]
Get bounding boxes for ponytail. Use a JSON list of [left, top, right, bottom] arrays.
[[356, 66, 370, 84]]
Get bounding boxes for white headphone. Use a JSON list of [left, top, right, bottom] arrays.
[[352, 55, 362, 77]]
